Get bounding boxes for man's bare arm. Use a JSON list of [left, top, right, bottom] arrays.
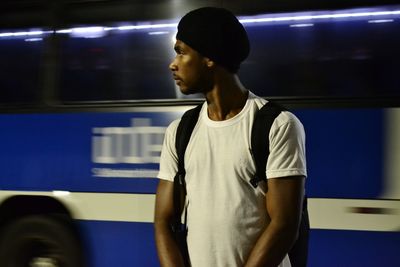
[[245, 176, 305, 267], [154, 179, 186, 267]]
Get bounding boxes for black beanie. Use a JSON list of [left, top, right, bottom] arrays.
[[176, 7, 250, 73]]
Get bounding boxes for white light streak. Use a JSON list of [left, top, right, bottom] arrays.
[[55, 29, 72, 34], [239, 10, 400, 25], [1, 8, 399, 39], [72, 26, 104, 33], [368, 19, 394, 23], [70, 27, 106, 38], [0, 30, 45, 38], [148, 31, 170, 35], [290, 23, 314, 28], [24, 38, 43, 42], [116, 23, 176, 31]]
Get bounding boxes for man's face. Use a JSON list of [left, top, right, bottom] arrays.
[[169, 40, 211, 95]]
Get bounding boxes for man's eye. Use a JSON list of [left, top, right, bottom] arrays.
[[174, 47, 184, 55]]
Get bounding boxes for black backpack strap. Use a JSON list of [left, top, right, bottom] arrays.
[[175, 104, 203, 178], [172, 103, 202, 267], [250, 101, 309, 267], [250, 101, 283, 188], [173, 103, 202, 225]]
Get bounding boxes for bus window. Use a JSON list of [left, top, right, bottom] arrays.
[[0, 29, 46, 105], [57, 12, 400, 103], [240, 15, 400, 98], [58, 26, 180, 102]]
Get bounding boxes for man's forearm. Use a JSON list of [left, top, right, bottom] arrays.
[[154, 220, 186, 267], [244, 220, 298, 267]]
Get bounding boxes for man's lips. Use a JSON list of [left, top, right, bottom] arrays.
[[173, 75, 182, 85]]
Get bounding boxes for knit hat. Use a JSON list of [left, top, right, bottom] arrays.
[[176, 7, 250, 73]]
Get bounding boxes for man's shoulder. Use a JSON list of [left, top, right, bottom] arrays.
[[165, 118, 181, 137], [166, 103, 205, 136], [248, 92, 268, 109], [276, 110, 303, 128], [270, 111, 305, 141], [247, 93, 304, 131]]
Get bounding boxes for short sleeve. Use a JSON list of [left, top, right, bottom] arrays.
[[157, 119, 180, 181], [266, 112, 307, 179]]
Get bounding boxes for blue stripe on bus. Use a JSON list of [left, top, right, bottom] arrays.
[[308, 229, 400, 267], [0, 108, 385, 198], [0, 112, 178, 193], [296, 108, 384, 198], [77, 220, 158, 267], [77, 220, 400, 267]]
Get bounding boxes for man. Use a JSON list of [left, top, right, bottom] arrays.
[[154, 7, 307, 267]]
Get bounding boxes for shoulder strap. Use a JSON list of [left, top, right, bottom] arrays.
[[173, 104, 202, 225], [175, 104, 203, 176], [250, 101, 284, 188]]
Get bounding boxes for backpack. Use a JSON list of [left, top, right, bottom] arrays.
[[172, 101, 309, 267]]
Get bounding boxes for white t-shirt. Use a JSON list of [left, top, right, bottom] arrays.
[[157, 92, 307, 267]]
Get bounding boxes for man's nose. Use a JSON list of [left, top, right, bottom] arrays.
[[169, 60, 177, 71]]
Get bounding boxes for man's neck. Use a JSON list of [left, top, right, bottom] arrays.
[[205, 74, 248, 121]]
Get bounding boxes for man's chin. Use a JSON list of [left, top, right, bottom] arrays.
[[179, 86, 198, 95], [180, 91, 192, 96]]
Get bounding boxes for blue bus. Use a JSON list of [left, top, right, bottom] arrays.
[[0, 2, 399, 266]]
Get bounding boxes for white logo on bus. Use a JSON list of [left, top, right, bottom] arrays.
[[92, 118, 166, 164]]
